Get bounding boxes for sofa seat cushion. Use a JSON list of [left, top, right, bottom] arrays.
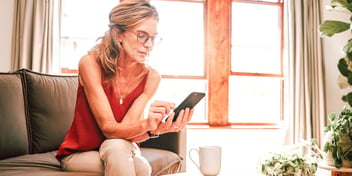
[[141, 148, 182, 176], [0, 151, 100, 176], [0, 148, 181, 176], [0, 168, 100, 176]]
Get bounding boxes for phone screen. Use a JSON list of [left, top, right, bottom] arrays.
[[163, 92, 206, 122]]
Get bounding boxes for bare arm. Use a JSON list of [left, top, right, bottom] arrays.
[[121, 68, 176, 142]]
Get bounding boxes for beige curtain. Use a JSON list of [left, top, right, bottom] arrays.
[[11, 0, 60, 73], [284, 0, 326, 147]]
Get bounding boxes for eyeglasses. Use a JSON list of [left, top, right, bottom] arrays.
[[126, 30, 162, 45]]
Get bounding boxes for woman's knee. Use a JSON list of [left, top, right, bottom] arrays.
[[99, 139, 136, 159], [134, 155, 152, 176], [99, 139, 151, 176], [100, 139, 131, 152]]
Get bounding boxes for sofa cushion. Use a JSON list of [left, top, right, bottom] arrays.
[[0, 73, 28, 159], [0, 151, 100, 176], [0, 149, 181, 176], [20, 69, 78, 154]]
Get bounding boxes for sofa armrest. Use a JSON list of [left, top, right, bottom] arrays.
[[140, 128, 187, 172]]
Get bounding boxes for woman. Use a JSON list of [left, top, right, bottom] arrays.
[[56, 0, 194, 175]]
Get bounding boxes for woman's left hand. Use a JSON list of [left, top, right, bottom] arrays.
[[151, 108, 194, 134]]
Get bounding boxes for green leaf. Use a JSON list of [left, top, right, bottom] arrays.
[[347, 51, 352, 61], [319, 20, 350, 37], [338, 58, 351, 76], [343, 95, 348, 102], [347, 92, 352, 107], [348, 74, 352, 85], [324, 143, 330, 152], [329, 113, 337, 122], [343, 40, 352, 54], [332, 0, 352, 12], [344, 151, 352, 161]]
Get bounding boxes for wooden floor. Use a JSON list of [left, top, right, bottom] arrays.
[[184, 128, 331, 176]]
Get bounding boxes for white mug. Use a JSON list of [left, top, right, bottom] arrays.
[[189, 145, 222, 176]]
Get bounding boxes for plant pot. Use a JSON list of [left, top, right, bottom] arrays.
[[339, 134, 352, 168], [323, 132, 335, 166], [343, 160, 352, 168], [324, 150, 335, 166]]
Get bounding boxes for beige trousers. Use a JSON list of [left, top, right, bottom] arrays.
[[60, 139, 152, 176]]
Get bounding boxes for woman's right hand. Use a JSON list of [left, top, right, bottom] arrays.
[[146, 101, 175, 130]]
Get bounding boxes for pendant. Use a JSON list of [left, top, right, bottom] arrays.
[[119, 97, 123, 104]]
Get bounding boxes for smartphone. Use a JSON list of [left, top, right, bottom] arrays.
[[162, 92, 206, 122]]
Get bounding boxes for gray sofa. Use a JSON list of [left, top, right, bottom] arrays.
[[0, 69, 186, 176]]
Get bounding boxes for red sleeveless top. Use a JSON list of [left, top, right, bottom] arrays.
[[56, 72, 148, 160]]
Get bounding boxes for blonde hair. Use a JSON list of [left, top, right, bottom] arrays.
[[90, 0, 158, 80]]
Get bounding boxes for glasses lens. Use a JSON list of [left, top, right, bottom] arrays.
[[134, 31, 162, 45], [152, 36, 162, 45], [137, 33, 148, 43]]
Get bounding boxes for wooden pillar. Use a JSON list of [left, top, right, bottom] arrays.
[[205, 0, 231, 126]]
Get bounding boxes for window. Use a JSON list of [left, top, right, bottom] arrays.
[[58, 0, 118, 73], [148, 1, 204, 77], [56, 0, 284, 127], [149, 0, 207, 122], [229, 0, 284, 124]]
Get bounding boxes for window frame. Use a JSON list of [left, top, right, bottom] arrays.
[[197, 0, 285, 127]]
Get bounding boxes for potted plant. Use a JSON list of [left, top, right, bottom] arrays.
[[319, 0, 352, 168], [323, 106, 352, 168], [257, 139, 322, 176]]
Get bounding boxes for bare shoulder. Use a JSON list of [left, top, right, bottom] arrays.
[[143, 67, 161, 96], [78, 54, 101, 86], [146, 67, 161, 84], [79, 54, 99, 69]]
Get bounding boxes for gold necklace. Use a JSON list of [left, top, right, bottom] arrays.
[[116, 73, 133, 105], [117, 85, 124, 104], [115, 63, 145, 104]]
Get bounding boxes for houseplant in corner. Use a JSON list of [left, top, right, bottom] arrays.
[[319, 0, 352, 168], [323, 107, 352, 168]]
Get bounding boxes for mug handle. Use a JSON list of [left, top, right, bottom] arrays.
[[188, 148, 200, 169]]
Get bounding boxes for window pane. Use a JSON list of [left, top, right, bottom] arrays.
[[231, 2, 281, 74], [229, 76, 282, 123], [59, 0, 118, 71], [148, 1, 204, 76], [152, 79, 207, 122]]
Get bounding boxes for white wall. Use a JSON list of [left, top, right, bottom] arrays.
[[322, 0, 350, 115], [0, 0, 14, 72]]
